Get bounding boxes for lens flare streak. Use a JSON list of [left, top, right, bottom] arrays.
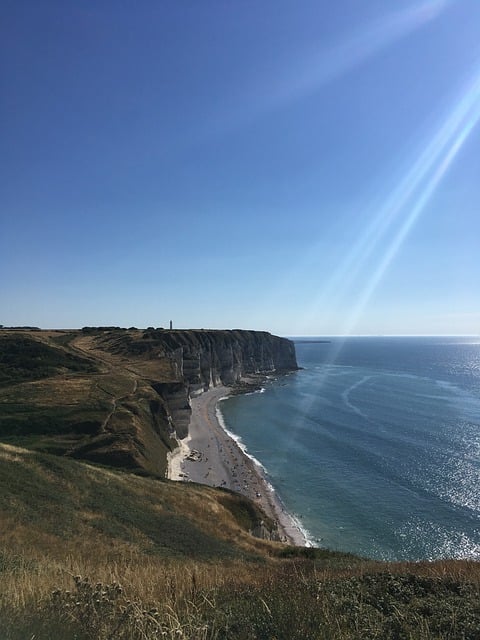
[[344, 67, 480, 334]]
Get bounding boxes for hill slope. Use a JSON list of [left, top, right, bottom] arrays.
[[0, 443, 279, 561], [3, 442, 479, 640]]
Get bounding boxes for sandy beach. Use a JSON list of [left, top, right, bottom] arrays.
[[167, 385, 307, 546]]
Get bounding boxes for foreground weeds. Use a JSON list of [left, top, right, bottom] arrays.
[[2, 573, 213, 640], [209, 567, 480, 640], [1, 557, 479, 639]]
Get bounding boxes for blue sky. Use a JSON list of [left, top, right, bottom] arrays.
[[1, 0, 480, 335]]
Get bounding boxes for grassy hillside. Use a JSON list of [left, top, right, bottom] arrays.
[[0, 329, 178, 474], [2, 442, 479, 639], [0, 332, 97, 387], [0, 443, 275, 560]]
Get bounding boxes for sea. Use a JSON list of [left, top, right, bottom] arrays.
[[218, 336, 480, 561]]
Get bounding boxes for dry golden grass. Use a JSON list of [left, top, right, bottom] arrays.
[[0, 441, 292, 637], [2, 544, 479, 639], [1, 547, 264, 606]]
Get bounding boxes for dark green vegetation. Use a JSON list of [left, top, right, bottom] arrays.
[[1, 329, 479, 639], [0, 444, 271, 561], [0, 333, 96, 387], [204, 570, 480, 640]]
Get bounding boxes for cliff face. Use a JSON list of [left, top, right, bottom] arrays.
[[139, 330, 297, 438], [146, 329, 298, 392]]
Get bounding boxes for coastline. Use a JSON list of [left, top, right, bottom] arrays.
[[167, 385, 307, 546]]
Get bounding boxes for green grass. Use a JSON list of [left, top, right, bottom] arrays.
[[203, 568, 480, 640], [82, 473, 238, 559], [0, 443, 269, 561], [0, 334, 97, 386], [218, 492, 275, 532], [0, 404, 106, 437]]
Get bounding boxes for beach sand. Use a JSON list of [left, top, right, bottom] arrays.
[[167, 385, 307, 546]]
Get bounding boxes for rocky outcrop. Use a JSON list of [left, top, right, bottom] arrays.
[[131, 330, 297, 438], [143, 329, 298, 395], [152, 382, 191, 439]]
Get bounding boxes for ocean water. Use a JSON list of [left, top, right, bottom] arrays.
[[219, 337, 480, 561]]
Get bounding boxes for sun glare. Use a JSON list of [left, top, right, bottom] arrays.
[[294, 56, 480, 341], [206, 1, 451, 144], [342, 64, 480, 335], [260, 0, 452, 323], [274, 0, 451, 111]]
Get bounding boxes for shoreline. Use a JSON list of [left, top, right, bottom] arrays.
[[167, 384, 307, 546]]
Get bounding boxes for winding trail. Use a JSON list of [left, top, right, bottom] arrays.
[[69, 335, 140, 431]]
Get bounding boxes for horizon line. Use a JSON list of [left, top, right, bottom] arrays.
[[285, 333, 480, 338]]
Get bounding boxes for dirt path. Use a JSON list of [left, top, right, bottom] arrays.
[[70, 335, 140, 431]]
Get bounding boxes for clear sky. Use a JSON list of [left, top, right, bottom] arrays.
[[1, 0, 480, 335]]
